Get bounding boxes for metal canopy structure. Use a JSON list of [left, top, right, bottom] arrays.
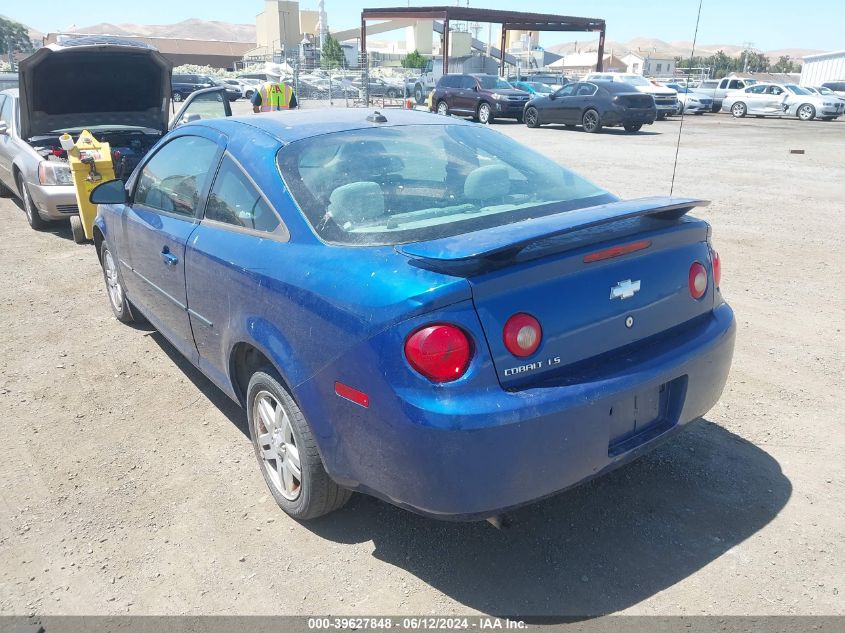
[[360, 6, 607, 76]]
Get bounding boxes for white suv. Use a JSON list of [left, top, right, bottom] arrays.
[[585, 72, 679, 119]]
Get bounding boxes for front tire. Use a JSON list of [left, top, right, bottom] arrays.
[[623, 123, 643, 133], [797, 104, 816, 121], [524, 106, 540, 128], [582, 108, 602, 133], [172, 92, 183, 102], [477, 102, 494, 124], [436, 100, 449, 116], [731, 102, 747, 118], [17, 173, 48, 230], [247, 369, 351, 520], [100, 240, 134, 323]]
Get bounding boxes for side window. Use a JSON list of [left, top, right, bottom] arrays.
[[460, 76, 477, 90], [748, 85, 766, 94], [577, 83, 597, 96], [205, 157, 280, 233], [556, 84, 577, 97], [134, 136, 219, 218], [768, 86, 784, 95]]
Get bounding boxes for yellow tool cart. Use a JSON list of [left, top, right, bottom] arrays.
[[64, 130, 115, 244]]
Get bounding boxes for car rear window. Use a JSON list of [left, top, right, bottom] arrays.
[[276, 124, 611, 246]]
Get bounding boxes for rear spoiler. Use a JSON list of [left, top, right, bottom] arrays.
[[396, 196, 709, 264]]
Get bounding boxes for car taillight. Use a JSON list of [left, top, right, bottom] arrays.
[[503, 313, 542, 357], [710, 249, 721, 288], [404, 324, 472, 383], [689, 261, 708, 300]]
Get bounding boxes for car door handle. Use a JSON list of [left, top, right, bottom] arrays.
[[161, 248, 179, 266]]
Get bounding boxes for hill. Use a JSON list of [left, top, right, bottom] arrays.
[[547, 37, 823, 62], [67, 18, 256, 43]]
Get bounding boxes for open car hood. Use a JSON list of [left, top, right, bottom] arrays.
[[18, 40, 172, 140]]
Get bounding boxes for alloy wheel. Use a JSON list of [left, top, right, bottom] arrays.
[[103, 249, 124, 312], [437, 101, 448, 116], [479, 103, 491, 124], [798, 104, 815, 121], [583, 110, 599, 132], [525, 107, 538, 127], [253, 390, 302, 501]]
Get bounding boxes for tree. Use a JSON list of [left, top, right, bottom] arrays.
[[401, 50, 427, 70], [0, 17, 34, 60], [320, 34, 345, 70], [771, 55, 797, 73]]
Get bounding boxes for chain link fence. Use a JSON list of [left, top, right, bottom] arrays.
[[242, 53, 415, 110]]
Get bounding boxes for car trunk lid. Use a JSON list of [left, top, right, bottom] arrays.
[[398, 197, 715, 388], [18, 40, 172, 141]]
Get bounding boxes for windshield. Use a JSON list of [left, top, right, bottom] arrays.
[[818, 87, 833, 95], [477, 76, 513, 90], [530, 82, 553, 93], [785, 84, 811, 95], [277, 124, 612, 246]]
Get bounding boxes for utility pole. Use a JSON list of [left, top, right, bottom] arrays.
[[742, 41, 754, 72]]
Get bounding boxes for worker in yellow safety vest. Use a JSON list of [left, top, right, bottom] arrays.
[[251, 82, 297, 113]]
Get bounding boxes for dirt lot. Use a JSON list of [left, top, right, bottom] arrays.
[[0, 112, 843, 617]]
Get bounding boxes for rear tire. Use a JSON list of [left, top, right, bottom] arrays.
[[414, 85, 424, 105], [247, 368, 351, 520], [582, 108, 602, 133], [172, 92, 183, 102], [524, 106, 540, 128], [731, 102, 747, 118], [17, 173, 48, 230]]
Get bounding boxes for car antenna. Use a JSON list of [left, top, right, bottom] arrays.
[[670, 0, 704, 197]]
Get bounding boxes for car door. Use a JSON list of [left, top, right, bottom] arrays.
[[121, 131, 224, 362], [171, 86, 232, 128], [452, 75, 477, 113], [0, 95, 13, 191], [185, 154, 289, 391], [742, 84, 768, 114], [765, 85, 788, 114], [550, 83, 580, 124]]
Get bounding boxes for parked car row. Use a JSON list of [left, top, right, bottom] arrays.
[[721, 82, 844, 121], [429, 73, 668, 133]]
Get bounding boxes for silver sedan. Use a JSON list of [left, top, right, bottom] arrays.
[[0, 89, 77, 230]]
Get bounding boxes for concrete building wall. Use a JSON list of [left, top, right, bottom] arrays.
[[300, 10, 319, 38], [449, 31, 472, 58], [800, 51, 845, 85], [257, 0, 302, 53], [643, 57, 675, 76], [406, 20, 433, 55], [506, 30, 540, 51]]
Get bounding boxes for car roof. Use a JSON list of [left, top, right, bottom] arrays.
[[197, 109, 474, 145]]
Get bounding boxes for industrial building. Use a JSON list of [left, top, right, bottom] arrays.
[[800, 50, 845, 86]]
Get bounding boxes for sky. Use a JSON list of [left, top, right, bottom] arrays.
[[8, 0, 843, 53]]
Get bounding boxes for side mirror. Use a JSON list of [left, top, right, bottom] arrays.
[[0, 121, 8, 135], [549, 93, 557, 100], [90, 178, 128, 205]]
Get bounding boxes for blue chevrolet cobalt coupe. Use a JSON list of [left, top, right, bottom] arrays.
[[90, 109, 735, 521]]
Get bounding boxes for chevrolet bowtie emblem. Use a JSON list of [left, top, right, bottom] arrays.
[[610, 279, 641, 300]]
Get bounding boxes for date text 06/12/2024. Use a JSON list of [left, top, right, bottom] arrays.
[[306, 617, 528, 630]]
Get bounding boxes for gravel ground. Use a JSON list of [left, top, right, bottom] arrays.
[[0, 111, 842, 617]]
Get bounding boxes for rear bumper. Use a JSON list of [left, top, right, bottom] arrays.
[[603, 108, 657, 126], [310, 303, 736, 520]]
